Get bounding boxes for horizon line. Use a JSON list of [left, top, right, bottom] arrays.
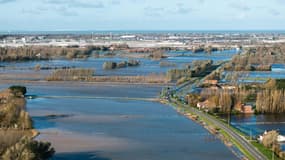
[[1, 29, 285, 35]]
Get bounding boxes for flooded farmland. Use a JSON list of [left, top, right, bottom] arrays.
[[22, 83, 238, 160]]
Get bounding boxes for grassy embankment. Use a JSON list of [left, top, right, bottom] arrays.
[[170, 95, 281, 160], [218, 117, 281, 160], [167, 98, 256, 160]]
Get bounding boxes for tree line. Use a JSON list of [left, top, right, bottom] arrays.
[[0, 86, 54, 159]]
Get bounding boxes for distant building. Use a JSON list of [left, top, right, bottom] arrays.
[[221, 85, 236, 90], [197, 100, 211, 110], [204, 80, 218, 85], [235, 103, 254, 114], [120, 35, 137, 40], [243, 105, 254, 114]]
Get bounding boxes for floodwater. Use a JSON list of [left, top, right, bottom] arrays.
[[0, 49, 238, 77], [0, 49, 240, 159], [229, 114, 285, 136], [227, 114, 285, 151], [224, 64, 285, 83], [23, 83, 238, 160]]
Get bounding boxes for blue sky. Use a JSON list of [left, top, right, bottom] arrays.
[[0, 0, 284, 31]]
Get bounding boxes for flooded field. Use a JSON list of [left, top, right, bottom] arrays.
[[0, 49, 238, 78], [229, 114, 285, 136], [222, 63, 285, 83], [0, 49, 241, 159], [223, 114, 285, 151], [20, 83, 238, 160]]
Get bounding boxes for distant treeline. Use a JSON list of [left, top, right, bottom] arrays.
[[167, 60, 214, 81], [91, 74, 169, 84], [0, 43, 137, 62], [46, 68, 169, 84], [102, 59, 140, 70], [0, 46, 105, 61], [224, 44, 285, 71], [255, 79, 285, 113], [192, 45, 220, 53], [0, 43, 177, 62], [46, 68, 94, 81], [200, 78, 285, 114], [256, 89, 285, 113], [192, 87, 254, 113]]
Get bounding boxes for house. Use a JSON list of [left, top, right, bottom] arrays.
[[234, 103, 254, 114], [197, 100, 210, 110], [204, 80, 218, 85], [221, 85, 236, 90], [243, 105, 254, 114], [197, 102, 204, 109], [209, 86, 219, 90], [258, 130, 285, 142]]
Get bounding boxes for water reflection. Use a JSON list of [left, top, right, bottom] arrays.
[[230, 114, 285, 136]]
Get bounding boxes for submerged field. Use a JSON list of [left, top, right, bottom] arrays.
[[0, 49, 241, 159], [22, 83, 237, 160], [0, 49, 237, 80]]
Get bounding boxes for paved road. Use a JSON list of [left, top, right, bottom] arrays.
[[26, 95, 158, 102], [170, 61, 267, 160], [183, 103, 267, 160]]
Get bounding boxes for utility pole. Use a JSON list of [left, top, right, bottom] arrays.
[[272, 148, 274, 160], [227, 109, 231, 126], [250, 129, 252, 141], [272, 142, 276, 160]]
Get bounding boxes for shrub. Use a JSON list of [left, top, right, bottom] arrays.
[[261, 130, 279, 149], [0, 130, 26, 155], [167, 69, 192, 81], [34, 64, 41, 71], [279, 152, 285, 159], [255, 64, 272, 71], [149, 50, 165, 60], [103, 62, 117, 70], [46, 68, 94, 81], [117, 61, 128, 68], [28, 140, 55, 160], [9, 86, 27, 96], [2, 137, 55, 160], [128, 59, 140, 66]]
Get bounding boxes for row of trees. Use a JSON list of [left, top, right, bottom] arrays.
[[2, 137, 54, 160], [198, 87, 253, 113], [0, 86, 55, 159], [0, 88, 31, 129], [224, 62, 272, 71], [223, 44, 285, 71], [256, 89, 285, 113], [46, 68, 94, 81], [261, 130, 285, 159], [167, 60, 213, 81], [191, 45, 221, 54], [0, 45, 112, 62], [102, 59, 140, 70], [92, 74, 169, 84], [148, 50, 166, 60]]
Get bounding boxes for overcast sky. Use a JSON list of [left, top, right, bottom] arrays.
[[0, 0, 284, 31]]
